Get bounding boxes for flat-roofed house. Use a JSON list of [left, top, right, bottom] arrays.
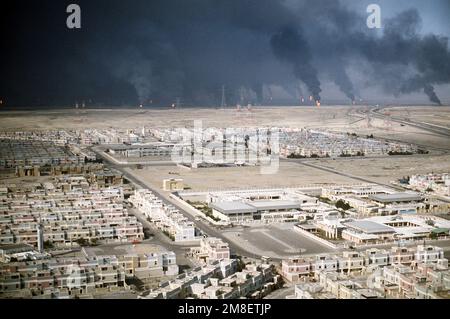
[[281, 258, 312, 282]]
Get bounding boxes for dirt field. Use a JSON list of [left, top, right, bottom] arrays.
[[385, 106, 450, 129], [129, 161, 358, 192], [1, 106, 449, 149], [315, 154, 450, 185]]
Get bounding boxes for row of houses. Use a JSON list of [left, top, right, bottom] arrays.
[[0, 128, 148, 149], [129, 190, 197, 242], [281, 245, 445, 282], [78, 129, 143, 145], [408, 173, 450, 197], [279, 129, 417, 158], [0, 131, 78, 147], [289, 259, 450, 299], [0, 250, 178, 298], [0, 139, 81, 169], [140, 260, 280, 299], [0, 178, 144, 247]]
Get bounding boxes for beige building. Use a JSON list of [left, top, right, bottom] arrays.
[[163, 178, 184, 191]]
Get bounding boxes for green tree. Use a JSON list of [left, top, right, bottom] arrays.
[[335, 199, 351, 211], [75, 238, 89, 247]]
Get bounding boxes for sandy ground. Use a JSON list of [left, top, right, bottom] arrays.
[[131, 161, 357, 192], [128, 153, 450, 192], [315, 154, 450, 185], [385, 106, 450, 129]]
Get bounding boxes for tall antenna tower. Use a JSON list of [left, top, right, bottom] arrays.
[[37, 212, 44, 253], [220, 85, 226, 109]]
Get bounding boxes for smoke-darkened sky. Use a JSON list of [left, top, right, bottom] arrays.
[[1, 0, 450, 107]]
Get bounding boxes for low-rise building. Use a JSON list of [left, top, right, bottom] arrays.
[[129, 190, 197, 242], [191, 237, 231, 263]]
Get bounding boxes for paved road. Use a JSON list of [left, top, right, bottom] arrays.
[[92, 146, 263, 260], [370, 107, 450, 138], [264, 285, 295, 299], [350, 107, 450, 152], [122, 167, 264, 259], [222, 223, 333, 260]]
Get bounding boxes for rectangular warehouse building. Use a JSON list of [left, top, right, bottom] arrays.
[[210, 200, 301, 223]]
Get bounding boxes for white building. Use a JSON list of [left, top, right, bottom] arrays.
[[129, 190, 197, 242]]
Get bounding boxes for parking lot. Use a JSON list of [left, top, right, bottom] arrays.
[[222, 223, 333, 259]]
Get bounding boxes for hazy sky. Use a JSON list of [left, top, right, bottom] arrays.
[[1, 0, 449, 107]]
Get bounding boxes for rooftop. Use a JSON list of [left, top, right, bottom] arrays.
[[369, 193, 422, 203], [210, 201, 257, 214], [249, 200, 301, 211], [210, 199, 301, 214], [0, 243, 35, 254], [344, 220, 395, 234]]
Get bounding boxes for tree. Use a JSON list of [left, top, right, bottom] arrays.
[[43, 240, 54, 249], [336, 199, 351, 211], [75, 238, 89, 247]]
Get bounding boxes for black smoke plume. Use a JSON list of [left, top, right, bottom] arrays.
[[2, 0, 450, 106], [271, 26, 322, 101]]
